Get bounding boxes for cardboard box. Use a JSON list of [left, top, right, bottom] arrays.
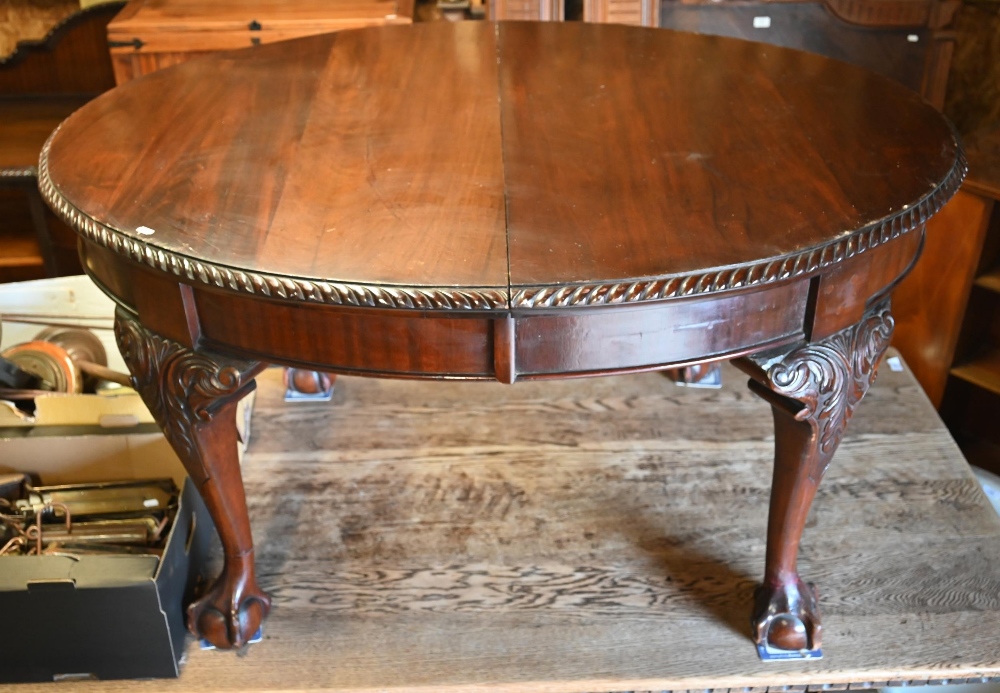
[[0, 275, 257, 680], [0, 476, 214, 682], [0, 388, 155, 428], [0, 423, 228, 681]]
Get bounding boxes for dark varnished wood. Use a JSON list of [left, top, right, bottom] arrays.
[[498, 22, 956, 292], [114, 307, 270, 648], [49, 24, 508, 291], [42, 22, 963, 653], [44, 22, 960, 304], [734, 300, 894, 653]]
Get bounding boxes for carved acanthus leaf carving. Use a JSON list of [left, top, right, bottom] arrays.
[[114, 310, 261, 481], [752, 301, 894, 458]]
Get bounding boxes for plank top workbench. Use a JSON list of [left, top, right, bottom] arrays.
[[7, 351, 998, 692]]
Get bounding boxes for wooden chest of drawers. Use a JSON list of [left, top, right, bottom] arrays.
[[107, 0, 416, 84]]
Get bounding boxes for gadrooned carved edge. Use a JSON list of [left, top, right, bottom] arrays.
[[512, 151, 966, 309], [114, 308, 261, 481], [40, 126, 965, 311], [38, 131, 508, 312], [748, 299, 894, 461]]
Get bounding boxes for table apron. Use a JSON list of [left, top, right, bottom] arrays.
[[79, 229, 923, 381]]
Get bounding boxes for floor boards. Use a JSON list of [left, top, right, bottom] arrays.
[[7, 351, 1000, 692]]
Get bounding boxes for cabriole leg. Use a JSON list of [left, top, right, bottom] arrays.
[[114, 307, 269, 650], [735, 299, 894, 658]]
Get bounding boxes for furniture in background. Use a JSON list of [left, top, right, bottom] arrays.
[[891, 2, 1000, 473], [943, 156, 1000, 474], [894, 129, 1000, 474], [42, 21, 962, 656], [894, 134, 999, 409], [106, 0, 416, 84], [0, 2, 124, 283], [489, 0, 958, 110]]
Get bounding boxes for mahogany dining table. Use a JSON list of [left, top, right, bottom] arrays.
[[39, 21, 964, 659]]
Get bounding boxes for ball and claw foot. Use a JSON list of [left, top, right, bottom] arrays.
[[188, 553, 272, 650], [752, 578, 822, 655]]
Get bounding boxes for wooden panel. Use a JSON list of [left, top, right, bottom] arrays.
[[107, 0, 415, 82], [951, 347, 1000, 397], [584, 0, 659, 26], [48, 23, 510, 291], [110, 49, 212, 84], [497, 21, 956, 289], [490, 0, 564, 20], [3, 356, 998, 692], [893, 189, 994, 407], [0, 97, 91, 169], [0, 3, 123, 95], [942, 1, 1000, 138], [193, 289, 498, 378], [108, 0, 411, 36], [514, 280, 808, 376], [0, 189, 45, 283], [811, 228, 923, 340]]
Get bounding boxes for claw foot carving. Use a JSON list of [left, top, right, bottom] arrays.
[[736, 299, 894, 658], [189, 553, 272, 649], [114, 308, 270, 651], [752, 578, 822, 653]]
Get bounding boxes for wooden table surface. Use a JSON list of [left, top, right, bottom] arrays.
[[8, 351, 997, 693], [44, 21, 960, 298], [37, 20, 969, 657]]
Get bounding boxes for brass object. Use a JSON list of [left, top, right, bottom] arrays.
[[0, 479, 178, 558], [17, 479, 176, 519]]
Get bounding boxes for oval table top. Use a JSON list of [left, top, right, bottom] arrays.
[[42, 21, 963, 312]]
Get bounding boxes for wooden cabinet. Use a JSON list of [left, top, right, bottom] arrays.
[[107, 0, 416, 84], [893, 131, 1000, 473], [940, 164, 1000, 472], [0, 2, 123, 283]]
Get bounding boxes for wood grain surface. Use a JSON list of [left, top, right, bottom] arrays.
[[892, 190, 994, 407], [106, 0, 415, 84], [7, 352, 998, 692], [43, 21, 961, 300], [0, 97, 91, 170], [498, 22, 954, 288], [49, 23, 508, 290]]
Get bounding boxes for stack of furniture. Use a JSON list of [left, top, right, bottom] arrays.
[[0, 2, 124, 283]]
